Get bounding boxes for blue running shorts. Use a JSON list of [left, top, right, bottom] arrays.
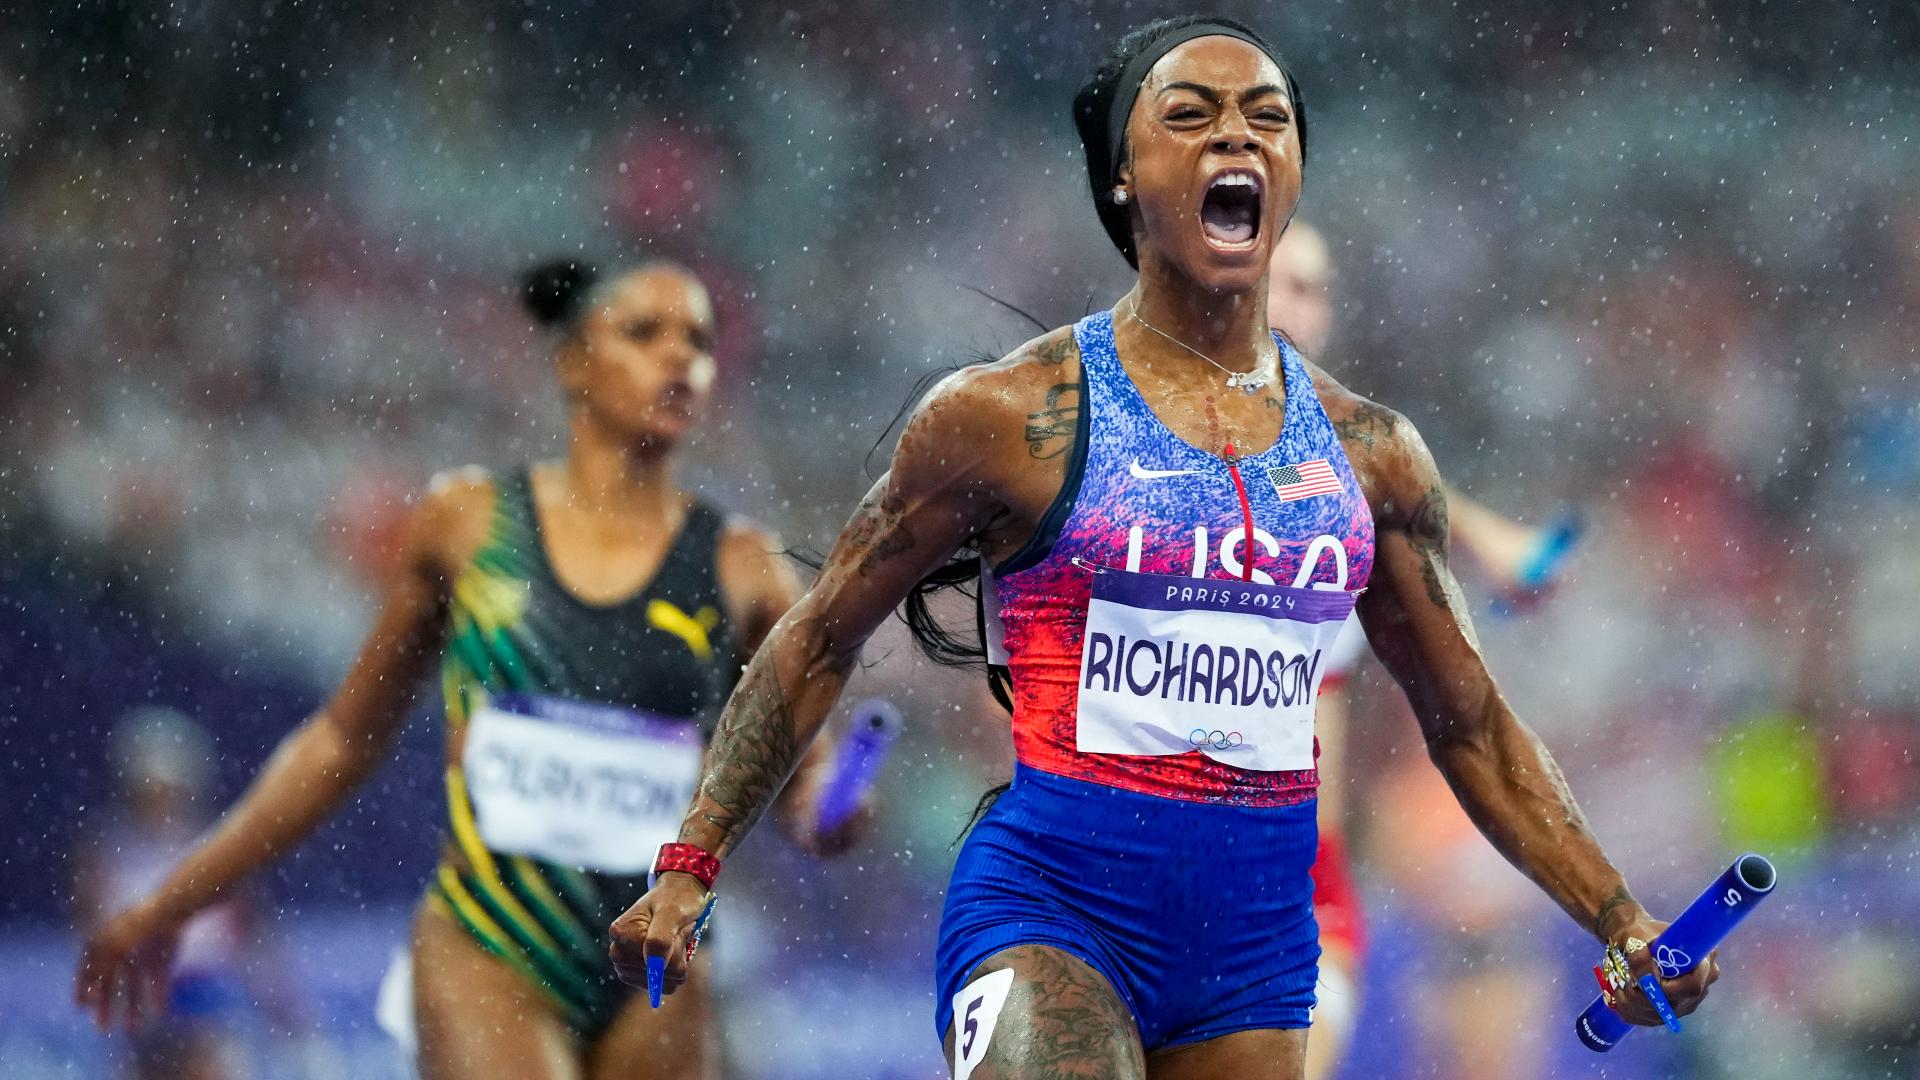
[[934, 764, 1321, 1051]]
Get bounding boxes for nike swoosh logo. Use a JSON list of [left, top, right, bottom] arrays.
[[1128, 460, 1204, 480]]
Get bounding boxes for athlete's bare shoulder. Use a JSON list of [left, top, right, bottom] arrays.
[[893, 326, 1083, 557], [415, 465, 497, 579], [714, 513, 796, 593], [715, 513, 783, 559], [913, 324, 1082, 462], [713, 512, 802, 644], [1302, 360, 1438, 530]]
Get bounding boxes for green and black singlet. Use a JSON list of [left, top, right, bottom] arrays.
[[428, 465, 737, 1032]]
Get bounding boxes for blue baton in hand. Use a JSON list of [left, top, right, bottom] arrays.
[[1516, 512, 1584, 589], [815, 699, 903, 833], [1491, 511, 1585, 618], [646, 894, 717, 1010], [1575, 854, 1778, 1051]]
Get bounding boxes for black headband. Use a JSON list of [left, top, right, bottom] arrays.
[[1103, 23, 1293, 187]]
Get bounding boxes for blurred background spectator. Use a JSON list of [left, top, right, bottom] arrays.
[[3, 1, 1915, 1076]]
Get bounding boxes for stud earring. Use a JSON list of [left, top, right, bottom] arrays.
[[1112, 188, 1130, 205]]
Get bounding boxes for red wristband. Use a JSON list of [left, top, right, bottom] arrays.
[[652, 842, 721, 891]]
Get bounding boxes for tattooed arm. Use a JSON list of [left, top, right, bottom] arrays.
[[610, 329, 1077, 992], [713, 520, 861, 855], [1323, 379, 1717, 1024], [686, 391, 1010, 858]]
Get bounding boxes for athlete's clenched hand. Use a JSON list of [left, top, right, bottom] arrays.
[[609, 872, 710, 996], [1604, 913, 1721, 1027]]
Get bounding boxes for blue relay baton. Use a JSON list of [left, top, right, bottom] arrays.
[[814, 698, 903, 833], [646, 894, 718, 1010], [1575, 853, 1778, 1051], [1516, 512, 1584, 589], [1490, 511, 1585, 618]]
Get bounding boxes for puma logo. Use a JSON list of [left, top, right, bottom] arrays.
[[647, 599, 720, 661]]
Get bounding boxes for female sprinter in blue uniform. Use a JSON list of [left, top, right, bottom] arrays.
[[613, 16, 1718, 1078]]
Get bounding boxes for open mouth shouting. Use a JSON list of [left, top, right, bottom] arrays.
[[1199, 168, 1263, 252]]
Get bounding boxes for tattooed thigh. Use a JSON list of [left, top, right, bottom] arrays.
[[943, 945, 1145, 1080]]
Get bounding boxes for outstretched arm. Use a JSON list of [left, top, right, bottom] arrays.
[[74, 475, 474, 1029], [610, 366, 1013, 990], [1347, 404, 1716, 1025]]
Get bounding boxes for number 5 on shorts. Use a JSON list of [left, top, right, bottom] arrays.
[[951, 968, 1015, 1080]]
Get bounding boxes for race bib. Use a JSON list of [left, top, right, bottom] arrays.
[[1076, 570, 1356, 772], [462, 694, 703, 875]]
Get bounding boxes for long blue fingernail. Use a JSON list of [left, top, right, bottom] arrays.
[[1638, 973, 1681, 1032], [646, 955, 664, 1009]]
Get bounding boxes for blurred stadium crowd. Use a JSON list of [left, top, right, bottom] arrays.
[[3, 2, 1916, 1077]]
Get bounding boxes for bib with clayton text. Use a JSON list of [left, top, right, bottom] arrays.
[[462, 693, 702, 875]]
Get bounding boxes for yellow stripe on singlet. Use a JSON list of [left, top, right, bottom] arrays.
[[540, 860, 603, 914], [442, 665, 470, 729], [430, 870, 588, 1029], [502, 855, 608, 968], [442, 767, 590, 979]]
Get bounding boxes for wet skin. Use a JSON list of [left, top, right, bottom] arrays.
[[611, 36, 1712, 1080], [75, 269, 860, 1079]]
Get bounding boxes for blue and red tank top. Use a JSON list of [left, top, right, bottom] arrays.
[[984, 309, 1375, 807]]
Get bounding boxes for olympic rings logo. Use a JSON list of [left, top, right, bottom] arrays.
[[1654, 945, 1692, 979], [1189, 728, 1244, 750]]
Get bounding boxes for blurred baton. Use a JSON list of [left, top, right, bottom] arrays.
[[814, 698, 903, 833], [1491, 511, 1585, 617]]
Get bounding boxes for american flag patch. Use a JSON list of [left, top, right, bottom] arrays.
[[1268, 459, 1343, 502]]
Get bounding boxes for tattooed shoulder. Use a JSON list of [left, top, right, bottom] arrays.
[[1024, 381, 1079, 460], [1027, 331, 1076, 369], [1297, 360, 1400, 453], [1330, 399, 1403, 453], [1004, 328, 1081, 461]]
